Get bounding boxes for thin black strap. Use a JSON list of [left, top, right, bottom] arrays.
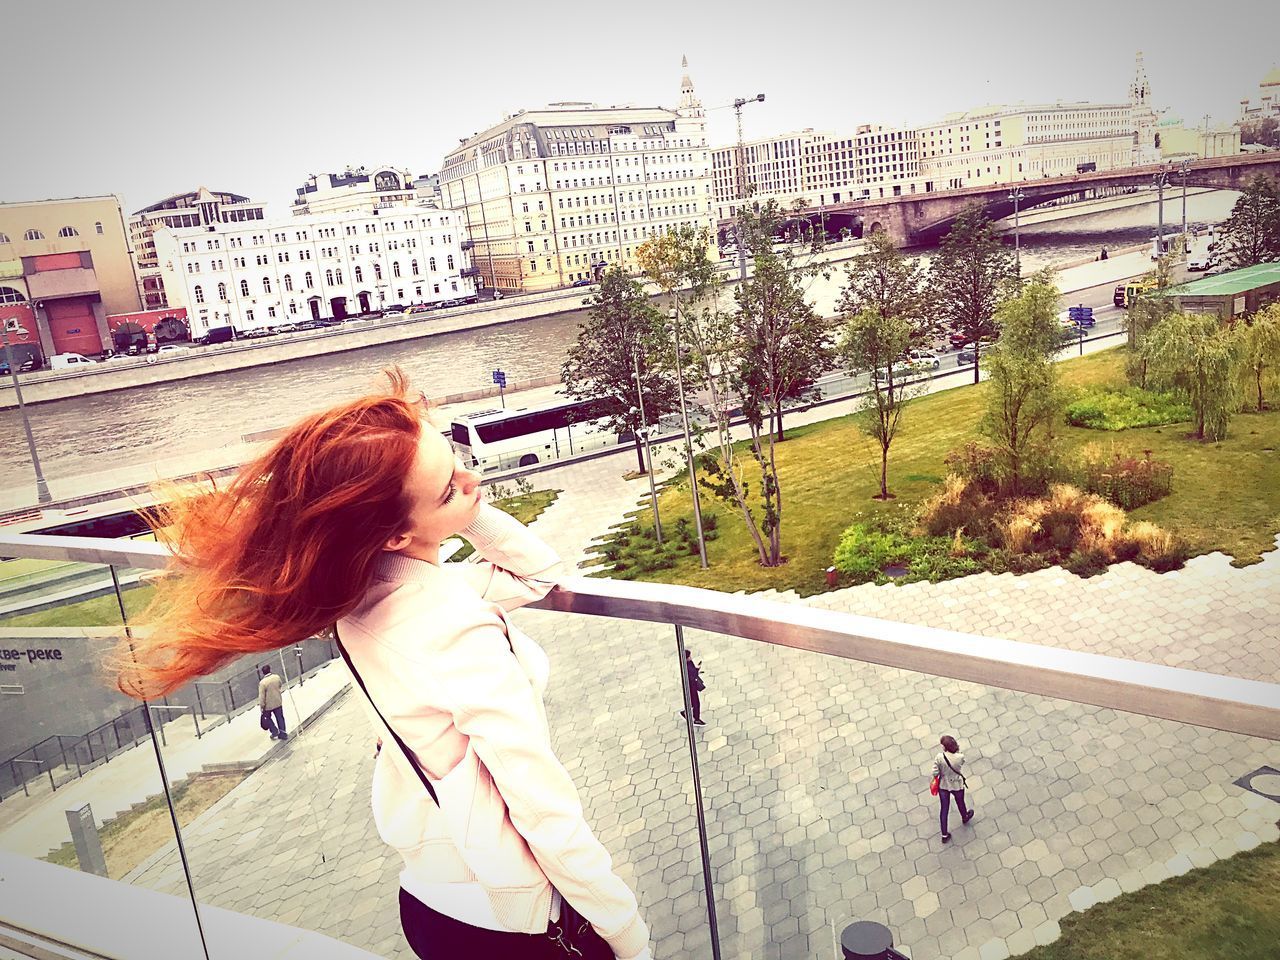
[[943, 754, 967, 785], [335, 624, 439, 807]]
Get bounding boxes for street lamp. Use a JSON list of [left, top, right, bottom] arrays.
[[1007, 188, 1025, 276], [1, 314, 51, 503], [732, 93, 766, 283], [668, 305, 707, 569], [632, 345, 663, 544], [1153, 169, 1169, 256], [1178, 158, 1192, 249]]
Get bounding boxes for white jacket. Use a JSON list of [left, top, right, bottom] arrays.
[[337, 504, 650, 960]]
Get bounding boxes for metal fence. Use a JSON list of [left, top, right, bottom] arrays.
[[0, 635, 337, 803]]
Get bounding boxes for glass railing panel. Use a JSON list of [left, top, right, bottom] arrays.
[[0, 555, 206, 957]]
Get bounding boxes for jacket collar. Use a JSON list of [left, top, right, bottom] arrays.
[[375, 551, 440, 584]]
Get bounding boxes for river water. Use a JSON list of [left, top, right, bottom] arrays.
[[0, 190, 1240, 491]]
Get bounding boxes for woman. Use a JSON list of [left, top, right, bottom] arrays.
[[117, 371, 651, 960], [932, 735, 974, 843]]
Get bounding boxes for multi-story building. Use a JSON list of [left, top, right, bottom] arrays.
[[154, 206, 475, 338], [0, 196, 141, 363], [1159, 118, 1241, 160], [711, 129, 859, 221], [439, 58, 713, 293], [291, 167, 419, 217], [129, 187, 267, 310], [1239, 66, 1280, 121]]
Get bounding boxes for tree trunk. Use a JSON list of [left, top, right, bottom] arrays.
[[1196, 409, 1205, 440], [633, 435, 647, 474], [972, 342, 981, 384], [774, 406, 785, 443], [880, 445, 889, 499], [1258, 370, 1265, 412]]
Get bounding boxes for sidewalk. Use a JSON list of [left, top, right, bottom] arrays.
[[0, 659, 351, 859]]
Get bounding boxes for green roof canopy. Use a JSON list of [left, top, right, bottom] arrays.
[[1163, 262, 1280, 298]]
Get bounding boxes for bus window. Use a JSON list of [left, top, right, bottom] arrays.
[[451, 397, 625, 473]]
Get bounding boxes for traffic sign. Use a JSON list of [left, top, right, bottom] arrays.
[[491, 369, 507, 388]]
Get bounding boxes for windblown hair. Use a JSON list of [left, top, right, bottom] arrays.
[[115, 370, 425, 699], [940, 735, 960, 754]]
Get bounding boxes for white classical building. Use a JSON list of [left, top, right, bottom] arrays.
[[154, 207, 476, 336], [291, 167, 421, 217], [1240, 66, 1280, 121], [439, 58, 713, 293]]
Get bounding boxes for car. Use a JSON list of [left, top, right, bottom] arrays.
[[947, 329, 970, 349], [906, 350, 940, 370], [957, 347, 977, 366], [239, 328, 277, 339], [0, 356, 36, 375], [571, 279, 593, 287], [292, 319, 327, 331], [1113, 284, 1127, 308], [156, 344, 188, 355]]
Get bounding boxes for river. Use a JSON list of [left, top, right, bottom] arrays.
[[0, 190, 1241, 491]]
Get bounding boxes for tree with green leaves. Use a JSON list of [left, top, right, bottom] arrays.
[[1238, 302, 1280, 412], [840, 231, 930, 334], [837, 310, 929, 500], [1124, 253, 1179, 388], [561, 266, 679, 474], [1143, 312, 1242, 441], [1218, 174, 1280, 269], [980, 279, 1065, 495], [928, 205, 1019, 383], [728, 200, 830, 565]]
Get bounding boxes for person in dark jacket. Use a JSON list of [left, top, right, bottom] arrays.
[[679, 649, 705, 725]]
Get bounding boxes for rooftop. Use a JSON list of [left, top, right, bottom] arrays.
[[1167, 261, 1280, 297]]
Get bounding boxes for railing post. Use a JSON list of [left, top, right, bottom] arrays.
[[674, 624, 722, 960], [69, 739, 83, 779], [190, 706, 202, 740], [222, 685, 232, 724], [195, 684, 206, 720]]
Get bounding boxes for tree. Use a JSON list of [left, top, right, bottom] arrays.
[[1238, 303, 1280, 412], [980, 279, 1065, 495], [1143, 312, 1242, 440], [1124, 253, 1179, 388], [837, 310, 928, 500], [840, 231, 929, 335], [561, 266, 679, 473], [729, 201, 830, 565], [1218, 174, 1280, 269], [928, 205, 1019, 383], [1240, 117, 1280, 149]]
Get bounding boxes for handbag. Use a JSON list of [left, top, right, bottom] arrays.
[[929, 775, 940, 796], [334, 626, 611, 959], [260, 711, 270, 730]]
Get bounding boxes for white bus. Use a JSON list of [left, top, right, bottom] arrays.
[[449, 398, 629, 473]]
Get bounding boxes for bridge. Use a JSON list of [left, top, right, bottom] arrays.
[[721, 151, 1280, 247]]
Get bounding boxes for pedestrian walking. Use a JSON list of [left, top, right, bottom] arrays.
[[932, 735, 974, 843], [679, 649, 706, 725], [114, 368, 649, 960], [258, 665, 286, 740]]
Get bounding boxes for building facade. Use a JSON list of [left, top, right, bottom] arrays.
[[154, 207, 475, 337], [129, 187, 267, 311], [439, 59, 713, 293], [291, 167, 420, 217], [0, 196, 141, 363], [1159, 119, 1241, 160], [1239, 66, 1280, 121], [711, 129, 860, 221]]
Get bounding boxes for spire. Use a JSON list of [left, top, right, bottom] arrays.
[[678, 55, 700, 114], [1130, 50, 1151, 105]]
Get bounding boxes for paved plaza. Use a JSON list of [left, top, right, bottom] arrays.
[[112, 453, 1280, 960]]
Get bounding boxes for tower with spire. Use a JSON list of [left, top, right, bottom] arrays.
[[675, 55, 707, 146], [1128, 51, 1159, 164]]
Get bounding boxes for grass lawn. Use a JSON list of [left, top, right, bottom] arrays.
[[0, 583, 156, 628], [42, 771, 248, 879], [592, 347, 1280, 596], [1013, 838, 1280, 960]]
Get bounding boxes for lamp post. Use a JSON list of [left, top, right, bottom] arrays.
[[1178, 158, 1192, 248], [669, 304, 707, 568], [1007, 188, 1025, 276], [1153, 169, 1169, 256], [732, 93, 766, 283], [1, 316, 51, 503], [631, 347, 663, 544]]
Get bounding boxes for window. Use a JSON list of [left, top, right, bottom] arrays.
[[335, 268, 343, 284], [392, 261, 401, 278], [354, 265, 363, 283], [374, 263, 382, 280], [325, 269, 334, 285], [263, 276, 272, 294], [95, 222, 104, 235], [411, 259, 419, 276], [239, 279, 250, 296], [246, 309, 254, 323], [428, 257, 436, 271], [218, 282, 228, 300], [24, 229, 44, 241], [194, 285, 205, 304], [305, 271, 314, 288], [447, 255, 455, 270], [58, 226, 79, 238], [0, 234, 8, 244], [284, 274, 293, 292], [268, 306, 277, 318]]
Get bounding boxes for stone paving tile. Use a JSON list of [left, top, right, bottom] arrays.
[[119, 461, 1280, 959]]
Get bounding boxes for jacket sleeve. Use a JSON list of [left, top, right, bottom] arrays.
[[931, 755, 942, 780], [432, 613, 651, 960], [257, 680, 266, 711], [457, 503, 562, 611]]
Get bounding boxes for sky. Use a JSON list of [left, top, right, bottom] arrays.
[[7, 0, 1277, 216]]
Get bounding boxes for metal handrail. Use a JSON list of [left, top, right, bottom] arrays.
[[2, 532, 1279, 741]]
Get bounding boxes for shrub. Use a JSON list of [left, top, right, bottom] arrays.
[[832, 523, 912, 579], [1127, 521, 1190, 572], [1064, 386, 1192, 431], [1072, 445, 1174, 510], [944, 441, 1002, 491], [917, 474, 997, 540]]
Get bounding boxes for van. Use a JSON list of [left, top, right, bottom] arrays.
[[50, 353, 94, 370], [200, 325, 235, 345]]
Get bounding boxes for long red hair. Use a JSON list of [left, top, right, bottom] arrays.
[[116, 370, 424, 699]]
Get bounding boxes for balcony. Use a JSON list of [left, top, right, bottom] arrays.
[[460, 239, 475, 251], [0, 532, 1276, 960], [460, 265, 481, 278]]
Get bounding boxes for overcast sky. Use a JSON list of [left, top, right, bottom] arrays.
[[7, 0, 1276, 215]]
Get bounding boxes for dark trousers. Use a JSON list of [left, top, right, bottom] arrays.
[[689, 689, 701, 721], [264, 706, 286, 739], [399, 888, 556, 959], [939, 788, 969, 835]]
